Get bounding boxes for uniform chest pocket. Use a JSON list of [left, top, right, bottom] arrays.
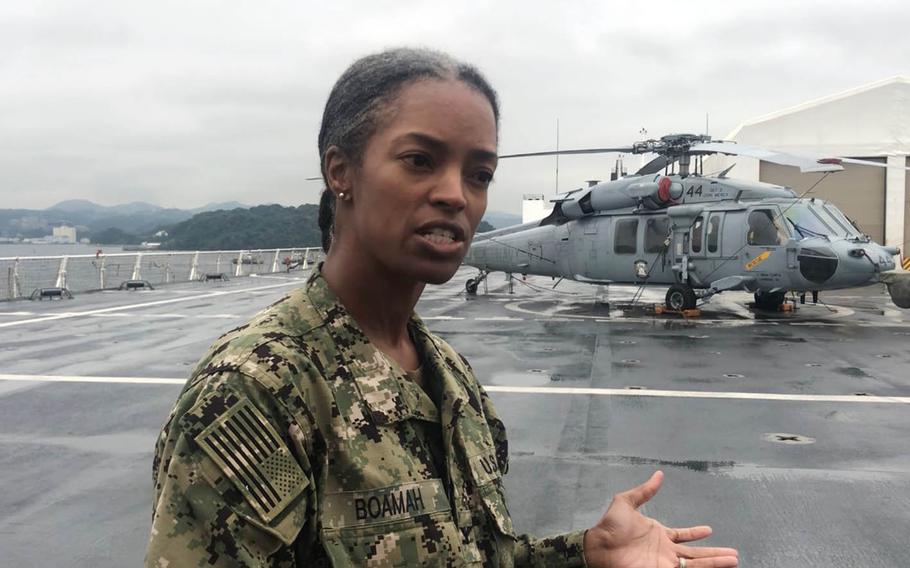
[[467, 450, 515, 537], [320, 479, 473, 567]]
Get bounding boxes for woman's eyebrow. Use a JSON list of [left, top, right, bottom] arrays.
[[394, 132, 447, 153], [393, 132, 497, 162]]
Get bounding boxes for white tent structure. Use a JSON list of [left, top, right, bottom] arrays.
[[714, 76, 910, 251]]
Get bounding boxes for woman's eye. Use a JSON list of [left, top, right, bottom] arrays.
[[401, 154, 432, 169], [472, 170, 494, 186]]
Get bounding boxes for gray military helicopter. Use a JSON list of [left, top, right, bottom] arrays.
[[463, 134, 910, 311]]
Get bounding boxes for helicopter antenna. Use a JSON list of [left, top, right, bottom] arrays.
[[555, 118, 560, 193], [638, 127, 648, 172], [705, 112, 710, 136]]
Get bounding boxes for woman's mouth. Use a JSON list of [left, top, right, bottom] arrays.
[[420, 227, 457, 245], [416, 225, 465, 256]]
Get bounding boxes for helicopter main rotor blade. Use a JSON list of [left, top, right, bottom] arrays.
[[839, 157, 910, 171], [635, 155, 671, 176], [689, 142, 844, 173], [498, 147, 634, 159]]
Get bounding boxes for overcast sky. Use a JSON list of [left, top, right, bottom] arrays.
[[3, 0, 909, 213]]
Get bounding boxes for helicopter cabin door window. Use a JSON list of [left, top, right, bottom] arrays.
[[707, 215, 722, 253], [747, 209, 785, 246], [614, 218, 638, 254], [644, 217, 671, 253], [691, 216, 704, 253]]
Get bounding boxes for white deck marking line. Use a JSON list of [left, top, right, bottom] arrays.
[[483, 385, 910, 404], [1, 374, 908, 404], [0, 280, 302, 329], [0, 374, 185, 385], [84, 313, 238, 319]]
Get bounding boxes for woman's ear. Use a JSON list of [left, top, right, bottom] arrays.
[[323, 146, 353, 201]]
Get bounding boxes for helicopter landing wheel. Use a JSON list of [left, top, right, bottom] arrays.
[[754, 290, 786, 311], [466, 278, 479, 295], [666, 284, 697, 311]]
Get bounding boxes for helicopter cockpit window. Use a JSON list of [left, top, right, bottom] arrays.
[[747, 209, 786, 246], [823, 204, 861, 237], [644, 217, 670, 253], [614, 218, 638, 254], [813, 203, 858, 238], [782, 204, 835, 240], [707, 215, 721, 253], [691, 216, 704, 253]]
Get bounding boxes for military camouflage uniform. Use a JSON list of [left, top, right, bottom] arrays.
[[147, 269, 587, 567]]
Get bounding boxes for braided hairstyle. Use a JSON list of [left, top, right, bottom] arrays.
[[316, 48, 500, 252]]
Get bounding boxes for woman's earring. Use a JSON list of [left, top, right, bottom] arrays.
[[338, 192, 346, 200]]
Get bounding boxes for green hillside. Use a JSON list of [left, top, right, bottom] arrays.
[[163, 204, 321, 250]]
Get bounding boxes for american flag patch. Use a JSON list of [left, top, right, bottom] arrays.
[[195, 398, 307, 522]]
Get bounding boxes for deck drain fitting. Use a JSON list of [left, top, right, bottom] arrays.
[[805, 363, 822, 368], [618, 340, 637, 345], [763, 433, 816, 445], [853, 392, 872, 397], [688, 335, 710, 340], [625, 385, 646, 390], [621, 359, 640, 364], [528, 369, 547, 374], [876, 354, 892, 358], [723, 373, 745, 379], [542, 347, 555, 352]]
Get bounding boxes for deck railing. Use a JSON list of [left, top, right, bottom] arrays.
[[1, 247, 324, 301]]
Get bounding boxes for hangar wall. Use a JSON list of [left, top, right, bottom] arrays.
[[906, 157, 910, 253]]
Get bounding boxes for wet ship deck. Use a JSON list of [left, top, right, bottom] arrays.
[[1, 267, 908, 567]]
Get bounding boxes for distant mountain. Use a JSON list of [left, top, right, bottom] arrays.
[[0, 199, 253, 240], [482, 211, 522, 230], [190, 201, 249, 213], [46, 199, 99, 212]]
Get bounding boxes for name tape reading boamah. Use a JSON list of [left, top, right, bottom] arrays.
[[321, 479, 450, 528]]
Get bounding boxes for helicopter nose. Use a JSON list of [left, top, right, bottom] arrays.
[[797, 245, 839, 284]]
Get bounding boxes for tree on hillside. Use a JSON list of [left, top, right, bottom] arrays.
[[91, 227, 142, 245], [163, 204, 321, 250], [477, 220, 495, 233]]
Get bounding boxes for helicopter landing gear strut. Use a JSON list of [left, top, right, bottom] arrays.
[[665, 283, 697, 311], [466, 271, 488, 295], [754, 290, 786, 311]]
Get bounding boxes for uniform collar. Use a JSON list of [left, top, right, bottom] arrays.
[[304, 267, 443, 424]]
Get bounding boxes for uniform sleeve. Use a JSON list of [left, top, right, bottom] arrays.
[[146, 372, 314, 568], [478, 383, 589, 568]]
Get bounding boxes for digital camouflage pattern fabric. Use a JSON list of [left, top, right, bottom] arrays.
[[147, 269, 587, 567]]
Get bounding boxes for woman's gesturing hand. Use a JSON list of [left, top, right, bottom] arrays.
[[582, 471, 739, 568]]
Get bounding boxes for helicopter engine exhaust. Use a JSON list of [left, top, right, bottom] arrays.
[[880, 271, 910, 308]]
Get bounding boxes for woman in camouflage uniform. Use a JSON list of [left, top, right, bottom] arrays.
[[147, 48, 738, 568]]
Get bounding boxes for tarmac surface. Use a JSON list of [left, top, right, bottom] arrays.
[[1, 267, 908, 567]]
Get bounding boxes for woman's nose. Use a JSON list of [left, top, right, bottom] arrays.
[[430, 168, 467, 211]]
